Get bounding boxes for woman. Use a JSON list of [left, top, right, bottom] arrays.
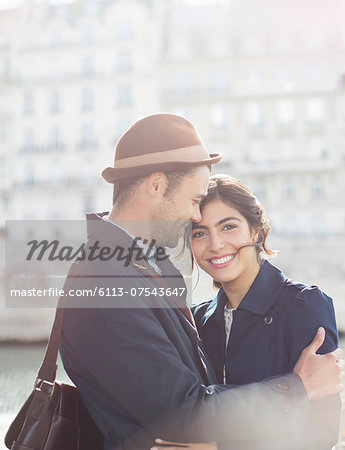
[[153, 174, 340, 450], [191, 175, 338, 387]]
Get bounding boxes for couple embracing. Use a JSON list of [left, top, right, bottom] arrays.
[[60, 113, 343, 450]]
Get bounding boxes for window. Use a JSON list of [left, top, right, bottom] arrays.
[[280, 215, 297, 235], [312, 215, 327, 235], [190, 31, 208, 57], [253, 180, 266, 201], [116, 19, 134, 40], [306, 98, 324, 123], [115, 51, 132, 73], [309, 137, 327, 159], [276, 67, 294, 90], [116, 84, 132, 107], [82, 56, 94, 77], [172, 72, 188, 96], [212, 70, 229, 94], [248, 69, 263, 89], [0, 125, 6, 143], [50, 91, 60, 114], [52, 30, 63, 47], [81, 88, 93, 112], [304, 33, 326, 51], [49, 126, 62, 152], [311, 177, 325, 200], [211, 104, 228, 129], [0, 158, 5, 178], [116, 119, 132, 140], [83, 193, 94, 213], [247, 102, 264, 127], [272, 32, 293, 53], [249, 140, 265, 162], [276, 101, 294, 125], [80, 124, 94, 148], [244, 33, 265, 54], [23, 94, 34, 116], [23, 129, 35, 152], [278, 138, 294, 160], [25, 163, 35, 186], [82, 27, 95, 45], [2, 193, 9, 210], [282, 179, 295, 200], [170, 37, 190, 59], [307, 64, 322, 84]]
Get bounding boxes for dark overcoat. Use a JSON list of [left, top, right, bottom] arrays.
[[60, 213, 316, 450], [192, 260, 341, 448]]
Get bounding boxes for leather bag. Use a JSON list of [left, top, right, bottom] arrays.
[[4, 306, 104, 450]]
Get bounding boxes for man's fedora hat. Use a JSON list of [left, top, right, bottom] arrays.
[[102, 113, 222, 182]]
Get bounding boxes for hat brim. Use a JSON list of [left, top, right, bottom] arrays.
[[102, 153, 222, 183]]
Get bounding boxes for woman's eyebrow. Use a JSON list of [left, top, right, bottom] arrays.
[[217, 216, 241, 226], [193, 217, 241, 230]]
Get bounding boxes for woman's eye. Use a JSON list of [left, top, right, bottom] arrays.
[[223, 224, 236, 231], [192, 231, 205, 239]]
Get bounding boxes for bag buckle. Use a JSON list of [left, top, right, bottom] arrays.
[[34, 378, 56, 398]]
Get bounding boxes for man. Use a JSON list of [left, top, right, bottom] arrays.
[[60, 113, 344, 449]]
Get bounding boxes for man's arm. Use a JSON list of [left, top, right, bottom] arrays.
[[152, 327, 344, 450], [293, 327, 344, 400], [61, 277, 343, 448]]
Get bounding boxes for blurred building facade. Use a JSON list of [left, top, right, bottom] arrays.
[[0, 0, 345, 338], [0, 0, 344, 230]]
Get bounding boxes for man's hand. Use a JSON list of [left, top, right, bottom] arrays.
[[151, 439, 217, 450], [293, 327, 345, 400]]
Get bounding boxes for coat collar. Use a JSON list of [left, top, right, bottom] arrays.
[[200, 260, 287, 327]]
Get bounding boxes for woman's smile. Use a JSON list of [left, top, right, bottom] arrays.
[[208, 253, 236, 269]]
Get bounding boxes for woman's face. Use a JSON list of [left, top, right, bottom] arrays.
[[192, 198, 260, 287]]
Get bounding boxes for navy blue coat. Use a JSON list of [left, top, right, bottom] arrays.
[[192, 260, 338, 385], [192, 260, 340, 447], [60, 215, 321, 449]]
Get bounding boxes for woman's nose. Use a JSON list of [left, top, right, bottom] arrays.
[[209, 232, 225, 252]]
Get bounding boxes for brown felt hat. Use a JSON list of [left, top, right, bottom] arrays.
[[102, 113, 222, 182]]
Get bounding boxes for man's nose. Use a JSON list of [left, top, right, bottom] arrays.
[[191, 204, 201, 223]]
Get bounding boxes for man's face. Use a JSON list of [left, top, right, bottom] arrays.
[[151, 166, 210, 248]]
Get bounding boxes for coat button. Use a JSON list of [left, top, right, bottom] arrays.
[[205, 388, 213, 395], [264, 314, 273, 325], [276, 383, 289, 391]]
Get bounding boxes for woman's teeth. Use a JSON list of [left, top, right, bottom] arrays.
[[210, 255, 234, 265]]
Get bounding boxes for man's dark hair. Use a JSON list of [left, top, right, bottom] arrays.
[[112, 166, 211, 206]]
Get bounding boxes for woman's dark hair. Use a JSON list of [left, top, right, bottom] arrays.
[[195, 174, 278, 289]]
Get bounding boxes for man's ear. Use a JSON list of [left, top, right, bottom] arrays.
[[146, 172, 168, 198]]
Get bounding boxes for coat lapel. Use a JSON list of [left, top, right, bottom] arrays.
[[130, 257, 216, 385]]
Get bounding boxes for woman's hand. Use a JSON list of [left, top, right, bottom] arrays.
[[151, 438, 217, 450]]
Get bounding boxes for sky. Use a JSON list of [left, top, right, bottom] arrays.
[[0, 0, 227, 11], [0, 0, 75, 10]]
